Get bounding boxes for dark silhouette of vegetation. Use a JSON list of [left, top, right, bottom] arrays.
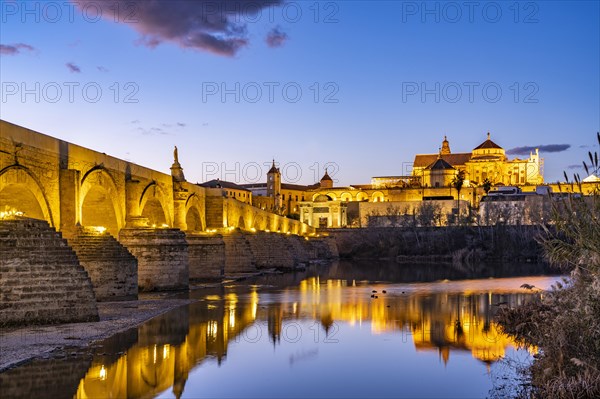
[[495, 133, 600, 398], [482, 178, 492, 194], [332, 225, 544, 264], [451, 170, 465, 225]]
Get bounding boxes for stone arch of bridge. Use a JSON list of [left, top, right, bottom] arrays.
[[0, 165, 54, 226], [139, 182, 171, 227], [184, 193, 204, 232], [252, 213, 265, 230], [80, 166, 124, 235]]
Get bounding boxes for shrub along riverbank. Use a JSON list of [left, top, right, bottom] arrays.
[[328, 225, 546, 265], [495, 134, 600, 398]]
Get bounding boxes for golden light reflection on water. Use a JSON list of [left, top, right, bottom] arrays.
[[74, 276, 550, 399]]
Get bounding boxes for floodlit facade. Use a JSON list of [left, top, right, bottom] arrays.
[[413, 133, 544, 188]]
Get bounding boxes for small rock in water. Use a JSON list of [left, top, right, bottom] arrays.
[[372, 290, 377, 293], [370, 294, 375, 298], [382, 290, 387, 294]]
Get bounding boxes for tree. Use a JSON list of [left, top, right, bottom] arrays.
[[416, 202, 443, 227], [482, 178, 492, 194], [451, 170, 465, 224]]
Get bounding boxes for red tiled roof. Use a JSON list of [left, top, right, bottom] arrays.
[[413, 153, 471, 168], [427, 157, 455, 170], [474, 139, 502, 150], [282, 183, 320, 191]]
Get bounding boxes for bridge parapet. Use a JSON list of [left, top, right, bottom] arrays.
[[205, 193, 315, 235], [0, 120, 209, 237]]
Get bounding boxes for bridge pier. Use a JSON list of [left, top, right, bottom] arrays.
[[0, 218, 99, 325], [58, 168, 80, 239], [221, 231, 256, 276], [186, 233, 225, 281], [68, 226, 138, 301], [245, 232, 297, 270], [119, 228, 189, 292]]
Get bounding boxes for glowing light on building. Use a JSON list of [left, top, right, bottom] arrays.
[[0, 209, 24, 219], [98, 365, 106, 381], [163, 344, 170, 359], [250, 290, 259, 319], [229, 308, 236, 328], [207, 320, 218, 338], [91, 226, 106, 234]]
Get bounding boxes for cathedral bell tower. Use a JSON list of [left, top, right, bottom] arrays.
[[441, 136, 451, 155], [267, 159, 282, 207]]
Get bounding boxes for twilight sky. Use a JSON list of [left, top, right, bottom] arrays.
[[1, 0, 598, 186]]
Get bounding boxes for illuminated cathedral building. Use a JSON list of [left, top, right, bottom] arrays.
[[207, 133, 546, 228], [412, 133, 544, 188]]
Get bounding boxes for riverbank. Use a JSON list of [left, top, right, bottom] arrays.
[[0, 266, 323, 373], [0, 260, 336, 374], [0, 297, 195, 372], [327, 225, 546, 263]]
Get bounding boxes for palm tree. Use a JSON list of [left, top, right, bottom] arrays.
[[482, 178, 492, 194], [451, 170, 465, 225]]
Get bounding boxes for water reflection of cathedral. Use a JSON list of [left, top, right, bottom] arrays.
[[74, 278, 535, 399]]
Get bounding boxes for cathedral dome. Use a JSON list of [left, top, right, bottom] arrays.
[[471, 132, 506, 161]]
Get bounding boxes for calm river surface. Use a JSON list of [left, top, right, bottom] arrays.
[[9, 261, 561, 398]]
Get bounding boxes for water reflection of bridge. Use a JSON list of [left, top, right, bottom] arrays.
[[72, 277, 540, 399]]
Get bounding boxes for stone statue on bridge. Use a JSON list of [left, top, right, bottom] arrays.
[[171, 146, 185, 183]]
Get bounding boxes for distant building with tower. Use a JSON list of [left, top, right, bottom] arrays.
[[202, 133, 548, 228]]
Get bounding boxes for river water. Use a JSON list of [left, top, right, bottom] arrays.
[[9, 261, 561, 398]]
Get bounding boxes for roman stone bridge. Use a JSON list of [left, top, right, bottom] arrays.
[[0, 120, 313, 237], [0, 120, 333, 325]]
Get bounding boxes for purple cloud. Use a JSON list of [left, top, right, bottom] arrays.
[[0, 43, 35, 55], [97, 66, 109, 72], [136, 126, 167, 136], [134, 121, 184, 136], [72, 0, 284, 57], [266, 27, 288, 48], [66, 62, 81, 73], [507, 144, 571, 156]]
